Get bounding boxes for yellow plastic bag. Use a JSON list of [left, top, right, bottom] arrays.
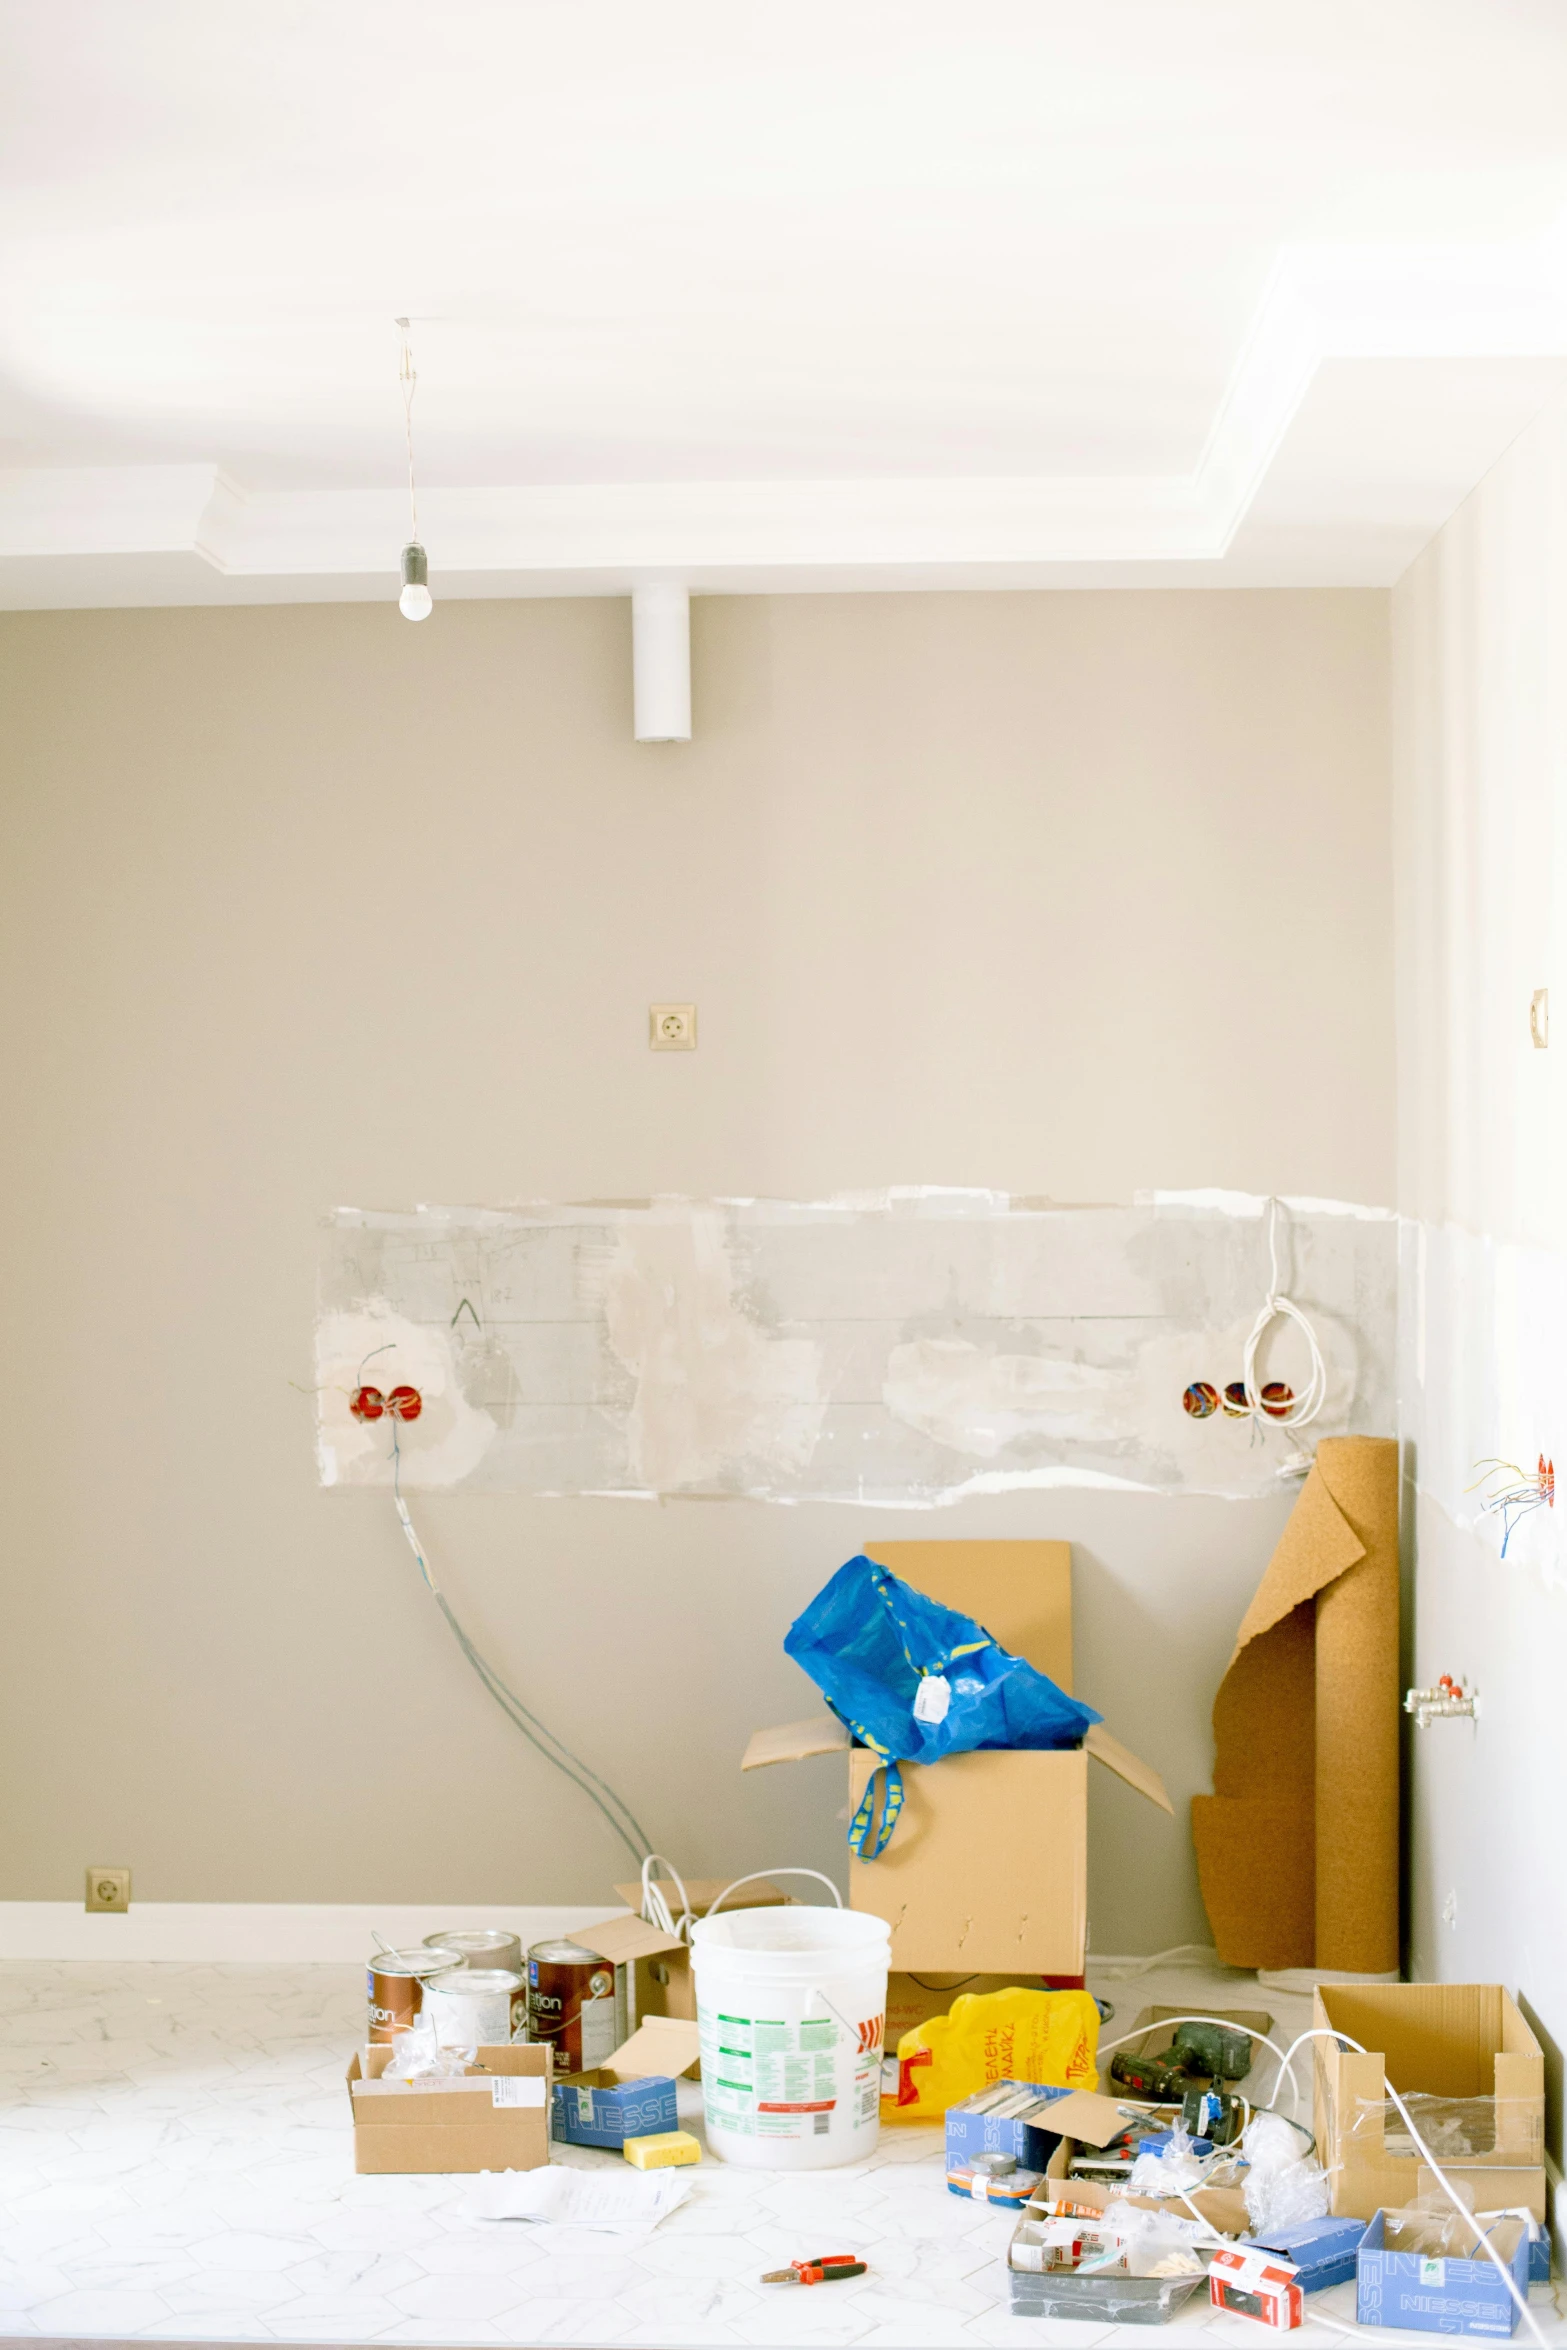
[[893, 1987, 1101, 2118]]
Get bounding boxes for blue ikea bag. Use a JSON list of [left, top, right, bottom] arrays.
[[784, 1555, 1101, 1860]]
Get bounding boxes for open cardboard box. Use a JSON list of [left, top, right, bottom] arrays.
[[1113, 2003, 1274, 2080], [743, 1541, 1172, 1975], [1313, 1983, 1546, 2223], [563, 1877, 791, 2037], [346, 2042, 550, 2176], [1035, 2090, 1251, 2236]]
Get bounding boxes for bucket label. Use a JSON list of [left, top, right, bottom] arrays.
[[701, 2007, 883, 2143]]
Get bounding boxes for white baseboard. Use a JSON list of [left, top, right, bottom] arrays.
[[0, 1902, 623, 1963]]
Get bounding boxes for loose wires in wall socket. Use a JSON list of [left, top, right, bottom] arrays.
[[372, 1389, 653, 1868], [1241, 1198, 1329, 1475]]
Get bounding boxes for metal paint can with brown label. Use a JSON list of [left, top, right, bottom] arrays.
[[526, 1939, 625, 2073], [365, 1943, 463, 2044], [423, 1927, 524, 1974]]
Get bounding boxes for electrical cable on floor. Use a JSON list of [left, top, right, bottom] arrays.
[[390, 1427, 654, 1867], [1091, 1942, 1222, 1981]]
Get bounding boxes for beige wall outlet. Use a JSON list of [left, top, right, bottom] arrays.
[[86, 1866, 131, 1912], [649, 1003, 696, 1050]]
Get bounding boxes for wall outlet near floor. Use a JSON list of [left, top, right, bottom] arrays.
[[85, 1866, 131, 1912], [649, 1002, 696, 1050]]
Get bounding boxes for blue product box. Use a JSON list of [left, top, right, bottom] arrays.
[[1357, 2209, 1533, 2337], [551, 2071, 677, 2150], [945, 2080, 1072, 2175], [1250, 2216, 1367, 2292]]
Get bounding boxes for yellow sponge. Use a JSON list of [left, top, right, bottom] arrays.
[[623, 2129, 701, 2169]]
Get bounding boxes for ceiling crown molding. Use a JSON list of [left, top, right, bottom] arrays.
[[4, 224, 1567, 605]]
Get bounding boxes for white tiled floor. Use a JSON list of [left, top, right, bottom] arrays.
[[0, 1960, 1557, 2349]]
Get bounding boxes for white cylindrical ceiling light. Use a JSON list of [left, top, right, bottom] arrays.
[[632, 583, 691, 742]]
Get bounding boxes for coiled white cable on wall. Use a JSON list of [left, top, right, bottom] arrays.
[[1241, 1197, 1329, 1437]]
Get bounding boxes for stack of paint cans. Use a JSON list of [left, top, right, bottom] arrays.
[[526, 1938, 627, 2074]]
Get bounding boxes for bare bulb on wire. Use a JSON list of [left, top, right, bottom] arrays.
[[400, 541, 432, 622]]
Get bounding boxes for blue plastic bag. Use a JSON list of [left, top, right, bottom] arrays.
[[784, 1555, 1101, 1860]]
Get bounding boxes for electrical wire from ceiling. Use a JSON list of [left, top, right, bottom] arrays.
[[395, 317, 432, 621]]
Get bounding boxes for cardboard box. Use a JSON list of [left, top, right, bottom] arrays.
[[551, 2071, 677, 2149], [1312, 1984, 1546, 2223], [577, 1877, 790, 2031], [346, 2042, 549, 2175], [1210, 2246, 1304, 2329], [885, 1969, 1054, 2045], [1113, 2003, 1274, 2081], [742, 1541, 1172, 1974], [1249, 2217, 1368, 2293], [946, 2080, 1071, 2173], [1356, 2209, 1532, 2337], [1039, 2109, 1252, 2237]]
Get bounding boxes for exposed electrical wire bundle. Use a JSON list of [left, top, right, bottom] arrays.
[[350, 1343, 654, 1865], [1467, 1454, 1555, 1555]]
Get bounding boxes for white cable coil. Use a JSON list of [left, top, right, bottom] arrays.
[[1239, 1197, 1329, 1432]]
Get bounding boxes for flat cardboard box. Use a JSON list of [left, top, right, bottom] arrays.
[[1313, 1984, 1546, 2223], [742, 1541, 1172, 1974], [346, 2042, 550, 2176]]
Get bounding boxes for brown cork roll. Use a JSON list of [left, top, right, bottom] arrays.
[[1191, 1436, 1399, 1972]]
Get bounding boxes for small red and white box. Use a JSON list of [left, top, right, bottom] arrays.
[[1209, 2246, 1304, 2329]]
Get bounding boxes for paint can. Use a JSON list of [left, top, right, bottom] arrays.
[[526, 1939, 626, 2073], [423, 1927, 524, 1974], [365, 1944, 463, 2044], [422, 1965, 527, 2050]]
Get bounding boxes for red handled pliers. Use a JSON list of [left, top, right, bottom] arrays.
[[761, 2256, 867, 2286]]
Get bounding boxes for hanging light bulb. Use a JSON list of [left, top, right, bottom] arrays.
[[394, 317, 433, 622], [399, 542, 432, 622]]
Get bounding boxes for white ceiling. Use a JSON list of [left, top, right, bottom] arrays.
[[6, 0, 1567, 604]]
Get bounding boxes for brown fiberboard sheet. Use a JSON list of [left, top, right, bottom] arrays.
[[1191, 1436, 1399, 1971]]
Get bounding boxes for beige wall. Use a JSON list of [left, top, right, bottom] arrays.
[[0, 589, 1391, 1944]]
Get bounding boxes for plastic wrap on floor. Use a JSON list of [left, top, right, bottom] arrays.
[[315, 1189, 1396, 1501]]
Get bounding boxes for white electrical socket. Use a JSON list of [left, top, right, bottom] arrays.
[[649, 1003, 697, 1051]]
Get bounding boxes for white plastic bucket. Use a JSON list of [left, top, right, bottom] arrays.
[[691, 1870, 890, 2170]]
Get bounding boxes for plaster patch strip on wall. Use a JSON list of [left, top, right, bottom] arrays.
[[316, 1191, 1395, 1503]]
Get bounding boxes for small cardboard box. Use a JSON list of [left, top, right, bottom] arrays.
[[346, 2042, 549, 2175], [742, 1541, 1172, 1975], [1312, 1984, 1546, 2223], [1356, 2209, 1531, 2337], [551, 2071, 677, 2150], [946, 2080, 1071, 2174], [582, 1877, 791, 2030], [1209, 2246, 1304, 2330], [1249, 2216, 1368, 2293]]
